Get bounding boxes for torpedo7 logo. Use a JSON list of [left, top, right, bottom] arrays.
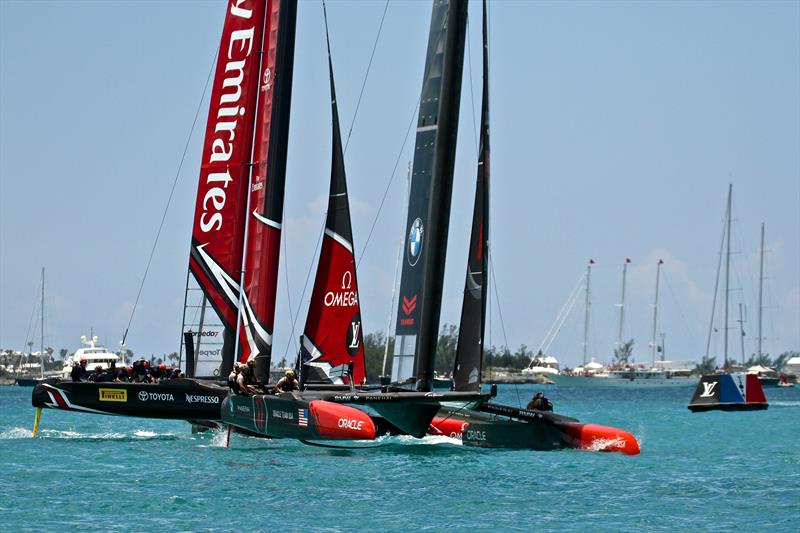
[[402, 295, 417, 315]]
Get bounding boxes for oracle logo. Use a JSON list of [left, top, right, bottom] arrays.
[[338, 418, 364, 431]]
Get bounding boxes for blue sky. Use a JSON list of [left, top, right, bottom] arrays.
[[1, 0, 798, 368]]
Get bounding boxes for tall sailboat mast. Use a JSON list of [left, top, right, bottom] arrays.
[[650, 259, 663, 366], [583, 259, 594, 367], [757, 222, 765, 360], [616, 258, 630, 350], [723, 184, 732, 368], [40, 267, 45, 379]]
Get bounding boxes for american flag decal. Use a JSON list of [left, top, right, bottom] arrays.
[[298, 408, 308, 427]]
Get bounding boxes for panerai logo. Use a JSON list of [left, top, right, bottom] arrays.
[[700, 382, 717, 398]]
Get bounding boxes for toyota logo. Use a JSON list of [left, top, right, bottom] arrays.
[[138, 391, 148, 401]]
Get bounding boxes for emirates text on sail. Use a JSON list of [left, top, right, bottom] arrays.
[[200, 2, 256, 233]]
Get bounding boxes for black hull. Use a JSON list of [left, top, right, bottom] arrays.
[[32, 378, 229, 420], [461, 417, 569, 450], [460, 403, 578, 450], [16, 378, 44, 387], [688, 402, 768, 413], [432, 402, 640, 454], [308, 389, 490, 437], [223, 389, 490, 440]]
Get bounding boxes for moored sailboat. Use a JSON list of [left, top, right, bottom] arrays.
[[690, 186, 772, 411]]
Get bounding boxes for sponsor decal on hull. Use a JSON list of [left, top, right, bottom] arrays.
[[99, 388, 127, 402], [137, 391, 175, 402], [338, 418, 365, 431], [185, 394, 221, 404], [465, 429, 487, 441], [271, 409, 294, 421]]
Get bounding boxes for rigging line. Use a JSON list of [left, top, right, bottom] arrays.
[[121, 48, 218, 347], [281, 224, 297, 359], [21, 280, 39, 353], [661, 271, 697, 346], [488, 248, 521, 406], [704, 197, 729, 359], [465, 13, 479, 157], [282, 213, 327, 363], [343, 0, 390, 155], [356, 94, 422, 267], [488, 252, 509, 351]]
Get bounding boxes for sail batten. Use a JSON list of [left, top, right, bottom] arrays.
[[392, 0, 468, 391]]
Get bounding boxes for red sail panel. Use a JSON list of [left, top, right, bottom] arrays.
[[302, 237, 365, 385], [189, 0, 267, 344], [239, 0, 297, 365]]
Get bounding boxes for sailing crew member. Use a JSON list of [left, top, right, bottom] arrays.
[[236, 365, 251, 396], [275, 369, 299, 393], [526, 392, 553, 412], [227, 364, 240, 394], [71, 359, 88, 381], [245, 359, 257, 385], [89, 365, 111, 382]]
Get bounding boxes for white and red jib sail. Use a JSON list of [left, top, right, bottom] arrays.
[[188, 0, 296, 371], [299, 45, 365, 386]]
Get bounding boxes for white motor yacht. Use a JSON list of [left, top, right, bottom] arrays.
[[60, 336, 123, 379]]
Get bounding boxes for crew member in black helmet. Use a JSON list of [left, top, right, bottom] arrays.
[[526, 391, 553, 412]]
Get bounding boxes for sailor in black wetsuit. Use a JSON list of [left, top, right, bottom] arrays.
[[71, 359, 87, 381], [526, 392, 553, 412]]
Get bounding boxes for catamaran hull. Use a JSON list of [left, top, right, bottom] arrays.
[[222, 393, 376, 440], [430, 405, 640, 455], [223, 389, 491, 440], [31, 378, 228, 420]]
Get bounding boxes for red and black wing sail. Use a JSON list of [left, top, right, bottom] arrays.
[[239, 0, 297, 368], [391, 0, 468, 390], [299, 17, 365, 386], [453, 0, 490, 392], [187, 0, 268, 375]]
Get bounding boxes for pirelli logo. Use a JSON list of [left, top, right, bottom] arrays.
[[99, 388, 127, 402]]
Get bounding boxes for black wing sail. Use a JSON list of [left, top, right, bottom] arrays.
[[391, 0, 468, 391], [453, 0, 489, 392]]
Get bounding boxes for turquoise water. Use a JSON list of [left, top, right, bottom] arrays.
[[1, 383, 798, 532]]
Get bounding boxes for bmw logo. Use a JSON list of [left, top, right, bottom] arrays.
[[408, 218, 424, 266]]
